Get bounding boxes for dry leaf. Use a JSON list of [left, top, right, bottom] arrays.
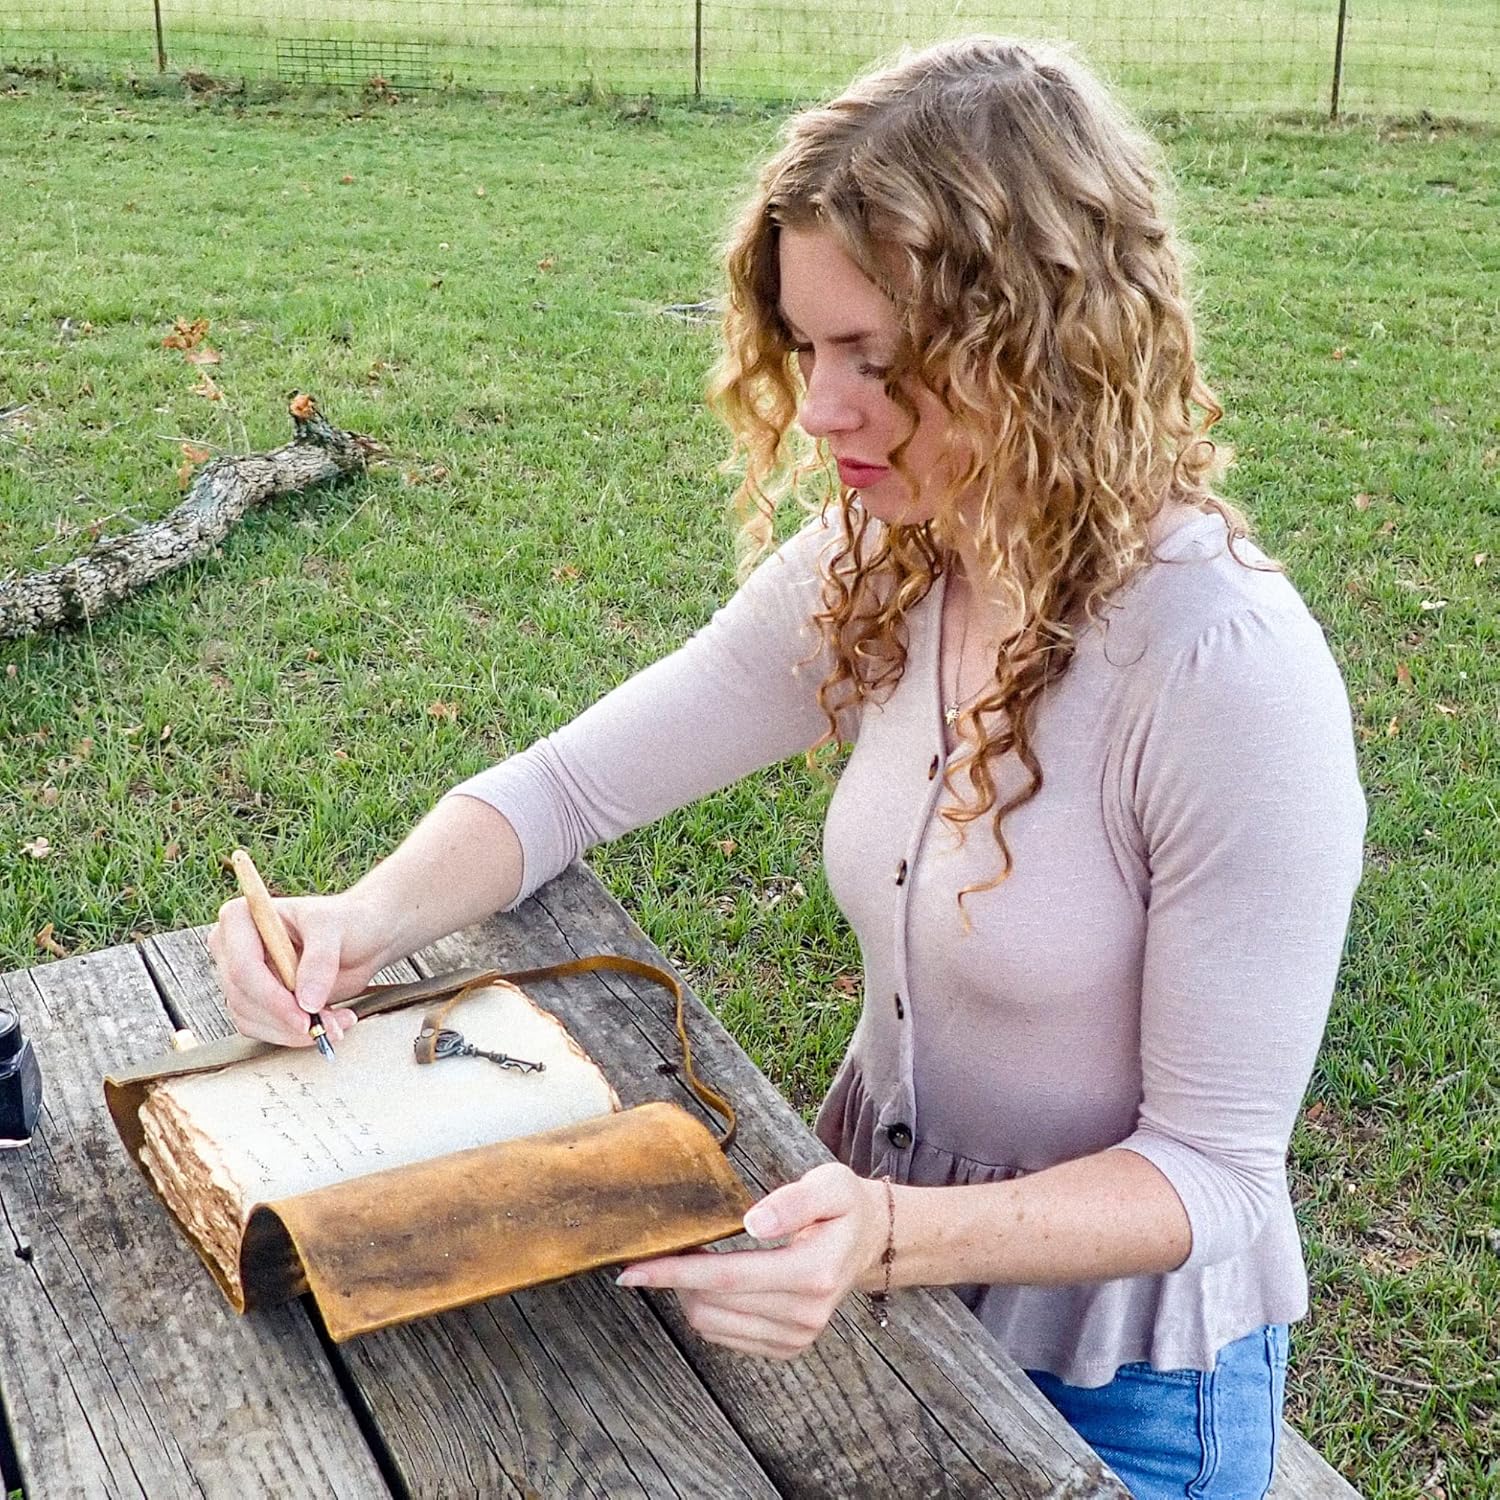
[[1386, 716, 1400, 738], [1435, 703, 1458, 717], [551, 564, 581, 582], [163, 841, 181, 862], [834, 973, 860, 996], [39, 785, 59, 808], [474, 185, 487, 198], [426, 701, 459, 722], [537, 256, 556, 271], [192, 371, 223, 402], [162, 316, 209, 351], [35, 922, 67, 958], [1331, 347, 1346, 361], [1304, 1100, 1326, 1124], [1419, 598, 1448, 612], [184, 346, 221, 366], [1352, 492, 1372, 511], [340, 173, 355, 184], [159, 724, 173, 743], [1378, 519, 1398, 535], [178, 441, 212, 487], [1396, 662, 1413, 688], [5, 663, 16, 678], [718, 838, 737, 857], [289, 392, 317, 421], [23, 836, 51, 859], [1474, 553, 1488, 568], [332, 748, 350, 762], [73, 737, 93, 759]]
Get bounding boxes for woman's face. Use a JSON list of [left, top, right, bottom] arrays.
[[777, 225, 962, 527]]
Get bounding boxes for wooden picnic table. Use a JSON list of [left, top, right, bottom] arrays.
[[0, 861, 1359, 1498]]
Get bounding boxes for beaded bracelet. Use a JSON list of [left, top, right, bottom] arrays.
[[868, 1172, 896, 1328]]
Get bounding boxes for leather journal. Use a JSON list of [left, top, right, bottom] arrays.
[[104, 957, 752, 1341]]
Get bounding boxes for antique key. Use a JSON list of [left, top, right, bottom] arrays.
[[415, 1025, 546, 1074]]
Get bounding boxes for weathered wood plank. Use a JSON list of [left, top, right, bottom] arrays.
[[1270, 1427, 1363, 1499], [0, 944, 390, 1500], [414, 860, 1131, 1500], [148, 925, 781, 1500]]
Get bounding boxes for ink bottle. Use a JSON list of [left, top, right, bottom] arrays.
[[0, 1009, 43, 1147]]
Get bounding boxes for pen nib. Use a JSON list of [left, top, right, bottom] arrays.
[[312, 1026, 336, 1062]]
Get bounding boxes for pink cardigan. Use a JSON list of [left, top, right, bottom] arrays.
[[449, 506, 1366, 1386]]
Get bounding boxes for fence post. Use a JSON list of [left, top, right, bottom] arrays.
[[694, 0, 702, 97], [1329, 0, 1348, 119], [152, 0, 168, 71]]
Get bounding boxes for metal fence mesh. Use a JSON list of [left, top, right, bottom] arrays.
[[3, 1, 1497, 119]]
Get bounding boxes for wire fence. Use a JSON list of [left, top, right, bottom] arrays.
[[3, 1, 1497, 120]]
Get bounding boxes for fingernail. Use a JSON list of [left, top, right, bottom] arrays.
[[615, 1271, 643, 1288], [743, 1208, 776, 1238]]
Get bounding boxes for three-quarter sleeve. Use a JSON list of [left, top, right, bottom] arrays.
[[1110, 605, 1367, 1269], [445, 512, 858, 908]]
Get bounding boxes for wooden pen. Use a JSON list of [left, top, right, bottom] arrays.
[[229, 848, 335, 1061]]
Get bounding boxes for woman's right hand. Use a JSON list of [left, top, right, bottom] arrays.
[[208, 890, 389, 1048]]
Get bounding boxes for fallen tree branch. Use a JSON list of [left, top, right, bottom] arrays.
[[1, 393, 379, 641]]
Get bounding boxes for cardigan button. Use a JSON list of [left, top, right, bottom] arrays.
[[895, 859, 908, 886], [927, 755, 940, 780], [886, 1122, 913, 1150]]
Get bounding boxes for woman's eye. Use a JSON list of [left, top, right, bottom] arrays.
[[858, 362, 892, 381]]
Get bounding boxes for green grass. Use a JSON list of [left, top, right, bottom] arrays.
[[2, 80, 1496, 1496], [3, 0, 1499, 119]]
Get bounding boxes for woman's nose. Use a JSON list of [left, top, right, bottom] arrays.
[[797, 361, 860, 439]]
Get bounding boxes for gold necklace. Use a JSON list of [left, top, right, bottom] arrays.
[[943, 575, 990, 727]]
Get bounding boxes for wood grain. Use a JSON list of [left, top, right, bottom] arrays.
[[1270, 1428, 1364, 1499], [0, 943, 389, 1499], [147, 925, 779, 1500]]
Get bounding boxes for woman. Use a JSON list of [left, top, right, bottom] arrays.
[[212, 37, 1366, 1497]]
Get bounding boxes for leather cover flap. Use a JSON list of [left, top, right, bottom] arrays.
[[243, 1100, 752, 1340]]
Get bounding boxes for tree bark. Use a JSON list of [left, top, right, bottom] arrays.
[[0, 394, 377, 641]]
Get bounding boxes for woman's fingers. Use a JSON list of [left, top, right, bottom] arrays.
[[292, 922, 344, 1018], [212, 896, 319, 1046], [677, 1290, 826, 1359], [323, 1006, 358, 1042]]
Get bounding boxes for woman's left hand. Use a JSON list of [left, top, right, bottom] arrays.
[[616, 1162, 890, 1360]]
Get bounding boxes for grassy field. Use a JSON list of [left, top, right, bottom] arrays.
[[2, 79, 1497, 1495], [3, 0, 1499, 117]]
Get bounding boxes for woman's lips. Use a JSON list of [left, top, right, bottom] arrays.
[[836, 459, 891, 488]]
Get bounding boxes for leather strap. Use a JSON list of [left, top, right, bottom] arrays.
[[370, 955, 737, 1153]]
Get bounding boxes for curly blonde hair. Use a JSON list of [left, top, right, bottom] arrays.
[[711, 35, 1252, 908]]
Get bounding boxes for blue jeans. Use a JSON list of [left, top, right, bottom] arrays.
[[1026, 1325, 1288, 1499]]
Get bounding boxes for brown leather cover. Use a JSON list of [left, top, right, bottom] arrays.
[[245, 1101, 750, 1340], [105, 968, 752, 1339]]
